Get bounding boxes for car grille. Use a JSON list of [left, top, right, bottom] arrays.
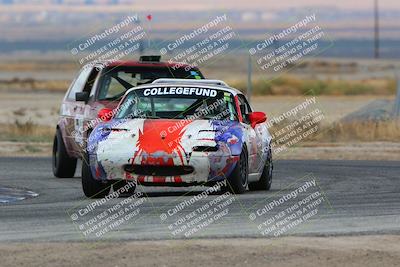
[[192, 146, 218, 152], [124, 165, 194, 176]]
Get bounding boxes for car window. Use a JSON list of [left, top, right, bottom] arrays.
[[238, 94, 252, 124], [66, 67, 93, 100], [116, 87, 238, 121], [101, 74, 128, 100], [83, 68, 100, 94], [97, 66, 204, 101]]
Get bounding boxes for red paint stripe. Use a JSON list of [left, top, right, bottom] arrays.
[[234, 95, 243, 122], [174, 176, 183, 183], [152, 176, 166, 183]]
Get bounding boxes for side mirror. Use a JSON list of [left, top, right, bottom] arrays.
[[98, 108, 113, 122], [75, 92, 89, 102], [248, 112, 267, 128]]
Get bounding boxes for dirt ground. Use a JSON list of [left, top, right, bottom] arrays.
[[0, 235, 399, 267]]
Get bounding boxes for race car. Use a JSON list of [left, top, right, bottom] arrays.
[[82, 79, 273, 198], [52, 56, 204, 178]]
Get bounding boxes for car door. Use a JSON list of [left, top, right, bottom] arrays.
[[237, 94, 261, 174], [61, 66, 96, 156], [74, 67, 102, 156]]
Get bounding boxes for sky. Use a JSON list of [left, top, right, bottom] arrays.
[[0, 0, 399, 12]]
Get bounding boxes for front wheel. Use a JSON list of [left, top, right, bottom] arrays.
[[81, 154, 110, 198], [52, 129, 77, 178], [227, 150, 248, 194]]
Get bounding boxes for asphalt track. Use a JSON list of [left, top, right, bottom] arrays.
[[0, 157, 399, 242]]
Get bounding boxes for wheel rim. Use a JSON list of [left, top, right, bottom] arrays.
[[240, 153, 248, 187]]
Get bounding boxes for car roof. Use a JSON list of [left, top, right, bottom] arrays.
[[124, 79, 242, 96], [90, 60, 197, 69]]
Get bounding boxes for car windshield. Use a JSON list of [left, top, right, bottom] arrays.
[[115, 87, 238, 120], [97, 66, 204, 101]]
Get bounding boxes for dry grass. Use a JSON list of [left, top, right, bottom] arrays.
[[229, 76, 396, 96], [269, 112, 400, 148], [1, 76, 395, 95], [0, 61, 77, 72], [0, 78, 70, 92], [0, 121, 54, 142], [0, 56, 398, 95], [315, 120, 400, 142]]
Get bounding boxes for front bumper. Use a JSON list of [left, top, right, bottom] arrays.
[[89, 152, 239, 184]]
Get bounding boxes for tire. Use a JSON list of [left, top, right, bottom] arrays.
[[52, 129, 77, 178], [227, 150, 248, 194], [249, 149, 273, 191], [112, 180, 136, 196], [81, 153, 110, 198]]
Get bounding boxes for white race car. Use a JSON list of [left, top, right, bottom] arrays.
[[83, 79, 273, 198]]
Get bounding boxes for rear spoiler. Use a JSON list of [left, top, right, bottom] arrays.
[[152, 79, 228, 87]]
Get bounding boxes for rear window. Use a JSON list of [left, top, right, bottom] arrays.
[[97, 66, 204, 101]]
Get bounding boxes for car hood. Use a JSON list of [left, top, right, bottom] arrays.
[[88, 118, 244, 156]]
